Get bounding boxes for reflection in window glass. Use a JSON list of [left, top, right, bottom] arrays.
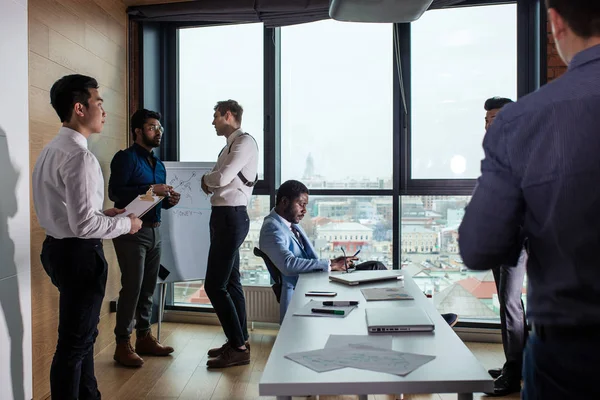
[[400, 196, 526, 321], [302, 196, 394, 267], [410, 5, 517, 179], [281, 20, 393, 189], [178, 24, 264, 178]]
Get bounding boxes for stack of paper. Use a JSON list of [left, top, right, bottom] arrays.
[[285, 335, 435, 376], [292, 300, 357, 318]]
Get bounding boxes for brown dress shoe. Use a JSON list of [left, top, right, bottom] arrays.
[[114, 340, 144, 367], [207, 341, 251, 358], [207, 345, 250, 368], [135, 331, 174, 356]]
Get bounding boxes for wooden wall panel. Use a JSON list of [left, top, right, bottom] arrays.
[[28, 0, 128, 397]]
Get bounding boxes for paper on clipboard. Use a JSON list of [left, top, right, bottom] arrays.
[[124, 190, 164, 218]]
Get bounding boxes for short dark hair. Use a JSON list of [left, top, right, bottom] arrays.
[[276, 180, 309, 205], [50, 74, 99, 122], [130, 109, 161, 141], [545, 0, 600, 38], [484, 97, 514, 111], [214, 100, 243, 124]]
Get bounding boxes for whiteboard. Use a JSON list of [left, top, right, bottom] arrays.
[[159, 162, 214, 282]]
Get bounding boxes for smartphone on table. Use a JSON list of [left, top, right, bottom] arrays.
[[305, 291, 337, 297]]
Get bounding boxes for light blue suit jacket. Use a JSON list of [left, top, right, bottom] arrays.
[[259, 210, 328, 323]]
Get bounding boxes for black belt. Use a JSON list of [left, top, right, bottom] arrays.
[[142, 222, 161, 228], [211, 206, 247, 211], [45, 235, 101, 245], [532, 323, 599, 341]]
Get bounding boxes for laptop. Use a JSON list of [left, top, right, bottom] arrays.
[[329, 270, 404, 286], [365, 307, 435, 333]]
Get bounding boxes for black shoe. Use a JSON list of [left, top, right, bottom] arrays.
[[484, 374, 521, 397], [488, 367, 502, 379], [441, 313, 458, 327]]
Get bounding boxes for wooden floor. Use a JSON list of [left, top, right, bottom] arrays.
[[89, 315, 520, 400]]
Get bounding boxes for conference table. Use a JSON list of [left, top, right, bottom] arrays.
[[258, 271, 494, 400]]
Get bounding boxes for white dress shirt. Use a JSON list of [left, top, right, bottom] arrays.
[[32, 127, 131, 239], [203, 129, 259, 207]]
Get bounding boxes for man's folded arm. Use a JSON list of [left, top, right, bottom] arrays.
[[203, 137, 254, 189]]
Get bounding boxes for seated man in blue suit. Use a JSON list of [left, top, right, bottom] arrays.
[[260, 180, 460, 327], [259, 180, 355, 322]]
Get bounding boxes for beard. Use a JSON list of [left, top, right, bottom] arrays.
[[284, 204, 302, 224], [142, 135, 160, 149]]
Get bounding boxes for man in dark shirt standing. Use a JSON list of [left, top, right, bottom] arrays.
[[109, 109, 180, 367], [459, 1, 600, 398], [482, 97, 528, 397]]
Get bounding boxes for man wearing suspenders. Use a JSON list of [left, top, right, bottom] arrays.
[[201, 100, 259, 368]]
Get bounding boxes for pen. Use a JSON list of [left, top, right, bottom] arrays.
[[353, 249, 361, 257], [322, 301, 358, 306], [311, 308, 345, 315]]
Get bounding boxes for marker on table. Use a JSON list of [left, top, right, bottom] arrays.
[[311, 308, 345, 316], [322, 301, 359, 306]]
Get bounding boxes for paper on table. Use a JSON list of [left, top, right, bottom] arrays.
[[285, 345, 436, 376], [124, 192, 164, 218], [285, 347, 347, 372], [334, 346, 436, 376], [360, 287, 414, 301], [324, 335, 393, 351], [292, 299, 357, 318]]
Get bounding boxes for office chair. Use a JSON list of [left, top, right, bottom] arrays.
[[253, 247, 282, 303]]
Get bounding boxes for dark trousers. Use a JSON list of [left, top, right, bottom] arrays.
[[204, 206, 250, 348], [523, 330, 600, 399], [112, 226, 161, 341], [41, 236, 107, 400], [492, 249, 528, 378]]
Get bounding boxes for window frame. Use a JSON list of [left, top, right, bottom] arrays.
[[131, 0, 545, 322]]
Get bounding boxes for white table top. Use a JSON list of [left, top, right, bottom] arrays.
[[259, 272, 494, 397]]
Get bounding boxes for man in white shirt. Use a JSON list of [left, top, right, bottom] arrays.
[[201, 100, 258, 368], [32, 74, 142, 399]]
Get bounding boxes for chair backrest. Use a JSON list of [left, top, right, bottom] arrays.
[[253, 247, 282, 303]]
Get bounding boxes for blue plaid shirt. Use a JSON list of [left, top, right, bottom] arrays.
[[459, 44, 600, 326]]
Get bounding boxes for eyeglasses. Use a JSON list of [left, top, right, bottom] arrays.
[[146, 124, 164, 133]]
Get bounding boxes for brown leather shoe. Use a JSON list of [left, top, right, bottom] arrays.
[[135, 331, 174, 356], [206, 345, 250, 368], [207, 341, 251, 358], [114, 340, 144, 367]]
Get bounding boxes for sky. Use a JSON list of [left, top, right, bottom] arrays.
[[178, 4, 517, 183]]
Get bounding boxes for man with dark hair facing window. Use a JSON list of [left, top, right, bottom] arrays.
[[460, 1, 600, 398], [482, 96, 528, 397], [33, 74, 143, 399], [484, 97, 514, 131], [108, 109, 181, 367], [201, 100, 259, 368]]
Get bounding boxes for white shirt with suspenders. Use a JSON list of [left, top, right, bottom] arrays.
[[203, 129, 259, 207]]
